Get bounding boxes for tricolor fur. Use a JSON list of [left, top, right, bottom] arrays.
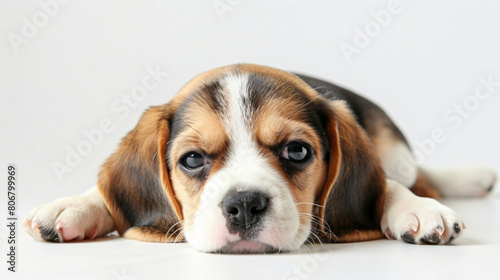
[[25, 64, 497, 253]]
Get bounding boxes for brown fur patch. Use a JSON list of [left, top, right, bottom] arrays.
[[97, 103, 188, 241], [410, 170, 441, 199], [336, 229, 384, 243], [318, 100, 386, 242]]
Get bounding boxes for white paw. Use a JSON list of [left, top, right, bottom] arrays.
[[24, 196, 108, 242], [427, 165, 497, 197], [381, 180, 464, 245]]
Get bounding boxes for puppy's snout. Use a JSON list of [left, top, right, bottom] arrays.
[[222, 191, 268, 227]]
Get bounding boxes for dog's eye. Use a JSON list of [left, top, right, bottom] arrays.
[[181, 152, 205, 169], [280, 141, 310, 163]]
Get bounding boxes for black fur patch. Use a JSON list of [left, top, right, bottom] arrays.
[[111, 152, 176, 229], [294, 74, 410, 147]]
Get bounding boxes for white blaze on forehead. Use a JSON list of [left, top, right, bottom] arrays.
[[221, 73, 253, 146], [219, 73, 268, 185]]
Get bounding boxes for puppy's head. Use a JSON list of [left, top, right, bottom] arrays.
[[166, 64, 343, 253], [100, 64, 384, 253]]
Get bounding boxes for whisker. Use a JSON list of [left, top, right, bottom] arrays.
[[166, 225, 185, 243], [173, 224, 192, 243], [293, 202, 324, 208], [297, 213, 337, 243], [308, 230, 324, 246], [164, 221, 182, 241], [298, 223, 323, 246]]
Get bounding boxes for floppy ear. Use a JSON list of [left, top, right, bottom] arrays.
[[317, 100, 386, 242], [97, 105, 183, 242]]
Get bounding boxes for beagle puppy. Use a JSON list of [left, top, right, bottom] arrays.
[[24, 64, 497, 253]]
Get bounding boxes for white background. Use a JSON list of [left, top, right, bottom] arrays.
[[1, 1, 499, 279]]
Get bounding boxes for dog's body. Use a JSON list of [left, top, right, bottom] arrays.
[[25, 64, 496, 253]]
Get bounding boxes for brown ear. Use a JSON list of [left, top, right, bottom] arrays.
[[97, 105, 183, 242], [317, 100, 386, 242]]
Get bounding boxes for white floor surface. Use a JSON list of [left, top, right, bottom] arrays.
[[3, 195, 499, 280]]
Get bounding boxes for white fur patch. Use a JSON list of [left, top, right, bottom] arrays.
[[381, 142, 417, 188], [423, 165, 497, 197], [381, 180, 464, 245]]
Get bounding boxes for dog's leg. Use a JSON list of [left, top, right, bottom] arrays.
[[378, 139, 497, 198], [376, 141, 441, 198], [377, 139, 474, 245], [381, 179, 464, 244], [421, 165, 497, 197], [24, 186, 115, 242], [378, 141, 418, 189]]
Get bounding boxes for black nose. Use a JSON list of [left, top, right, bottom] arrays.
[[222, 191, 268, 228]]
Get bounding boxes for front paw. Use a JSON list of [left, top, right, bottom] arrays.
[[381, 196, 464, 245], [24, 197, 102, 242]]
